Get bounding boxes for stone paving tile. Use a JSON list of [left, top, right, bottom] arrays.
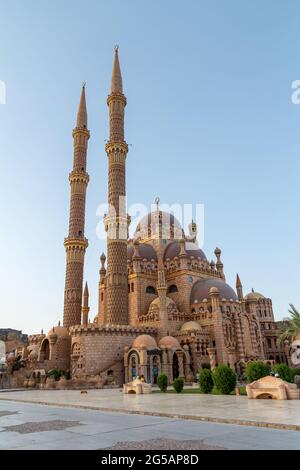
[[203, 431, 300, 451], [3, 419, 81, 434], [1, 389, 299, 430], [21, 434, 114, 450], [0, 429, 82, 449], [67, 418, 175, 436], [1, 398, 300, 450], [108, 438, 225, 450]]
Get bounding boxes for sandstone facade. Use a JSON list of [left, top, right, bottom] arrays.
[[16, 48, 289, 388]]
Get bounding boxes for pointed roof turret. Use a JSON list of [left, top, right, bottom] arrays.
[[83, 282, 89, 308], [236, 274, 244, 300], [110, 46, 123, 94], [84, 281, 89, 297], [76, 82, 87, 128], [236, 274, 242, 288]]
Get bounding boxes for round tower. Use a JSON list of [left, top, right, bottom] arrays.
[[63, 83, 90, 328], [104, 47, 129, 325]]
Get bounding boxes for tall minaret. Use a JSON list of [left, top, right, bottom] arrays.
[[63, 83, 90, 328], [104, 47, 129, 325]]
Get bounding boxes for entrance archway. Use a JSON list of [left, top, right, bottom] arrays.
[[257, 393, 275, 399], [172, 353, 179, 380], [40, 339, 50, 361], [153, 356, 159, 384]]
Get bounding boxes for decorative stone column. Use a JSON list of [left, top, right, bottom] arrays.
[[227, 347, 235, 370], [207, 347, 217, 370], [176, 351, 185, 380]]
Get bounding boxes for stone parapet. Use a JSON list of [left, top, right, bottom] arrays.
[[69, 323, 157, 337]]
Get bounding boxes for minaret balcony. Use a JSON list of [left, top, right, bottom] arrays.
[[64, 237, 88, 250]]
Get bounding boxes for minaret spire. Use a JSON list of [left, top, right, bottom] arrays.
[[76, 82, 87, 128], [63, 85, 90, 328], [104, 47, 129, 325], [110, 46, 123, 93]]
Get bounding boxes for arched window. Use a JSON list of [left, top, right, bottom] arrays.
[[167, 284, 178, 294], [72, 342, 81, 356], [146, 286, 156, 294]]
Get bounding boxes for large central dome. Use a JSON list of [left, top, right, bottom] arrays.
[[134, 210, 183, 241]]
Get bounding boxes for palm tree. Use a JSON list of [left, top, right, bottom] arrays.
[[277, 304, 300, 346]]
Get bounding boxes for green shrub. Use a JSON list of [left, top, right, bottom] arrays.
[[173, 378, 184, 393], [246, 361, 271, 383], [273, 364, 292, 382], [157, 373, 168, 392], [198, 368, 214, 393], [237, 386, 247, 396], [213, 365, 236, 395], [48, 369, 64, 381]]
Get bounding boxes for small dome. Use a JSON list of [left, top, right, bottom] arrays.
[[164, 241, 207, 261], [190, 278, 237, 302], [132, 334, 157, 350], [209, 286, 219, 294], [245, 291, 265, 301], [159, 336, 181, 349], [181, 321, 202, 332], [47, 326, 69, 338], [127, 243, 157, 261]]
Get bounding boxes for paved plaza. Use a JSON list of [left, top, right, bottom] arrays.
[[1, 388, 300, 430], [0, 398, 300, 450]]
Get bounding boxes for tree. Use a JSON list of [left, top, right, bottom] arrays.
[[277, 304, 300, 346]]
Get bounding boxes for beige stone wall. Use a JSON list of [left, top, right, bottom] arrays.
[[70, 325, 157, 377]]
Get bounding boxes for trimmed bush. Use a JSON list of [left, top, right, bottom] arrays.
[[246, 361, 271, 383], [273, 364, 292, 382], [213, 365, 236, 395], [48, 369, 64, 381], [157, 373, 168, 392], [173, 378, 184, 393], [198, 368, 214, 394]]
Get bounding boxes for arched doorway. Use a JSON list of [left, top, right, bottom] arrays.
[[172, 353, 179, 380], [40, 339, 50, 361], [128, 352, 139, 381], [153, 356, 159, 384], [257, 393, 275, 399]]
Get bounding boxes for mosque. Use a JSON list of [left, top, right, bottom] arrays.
[[24, 48, 288, 386]]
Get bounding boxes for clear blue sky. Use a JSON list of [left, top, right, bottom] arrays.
[[1, 0, 299, 333]]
